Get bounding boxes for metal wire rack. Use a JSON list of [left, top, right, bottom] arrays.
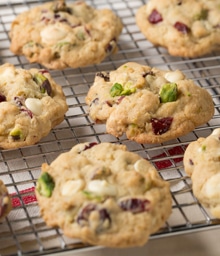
[[0, 0, 220, 255]]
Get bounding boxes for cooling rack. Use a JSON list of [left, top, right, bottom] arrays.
[[0, 0, 220, 255]]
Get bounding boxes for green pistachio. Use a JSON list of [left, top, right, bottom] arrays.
[[194, 9, 208, 20], [127, 123, 140, 137], [110, 83, 123, 97], [110, 83, 136, 97], [33, 73, 52, 96], [9, 128, 23, 141], [121, 85, 136, 96], [159, 83, 178, 103], [201, 145, 206, 151], [76, 31, 85, 41], [36, 172, 55, 198], [82, 190, 102, 201], [33, 73, 47, 88], [55, 42, 72, 48]]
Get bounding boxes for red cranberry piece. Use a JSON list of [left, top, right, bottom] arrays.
[[189, 159, 194, 165], [77, 204, 111, 230], [77, 203, 96, 226], [119, 198, 151, 214], [83, 142, 98, 151], [151, 117, 173, 135], [40, 70, 49, 74], [98, 208, 111, 226], [174, 22, 190, 33], [21, 108, 33, 118], [0, 94, 6, 102], [148, 9, 163, 24], [117, 96, 125, 104]]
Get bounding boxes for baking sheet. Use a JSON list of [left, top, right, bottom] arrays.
[[0, 0, 220, 255]]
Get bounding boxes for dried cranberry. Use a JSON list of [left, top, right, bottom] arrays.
[[77, 204, 111, 230], [119, 198, 151, 213], [21, 108, 33, 118], [117, 96, 125, 104], [98, 208, 111, 226], [174, 22, 190, 33], [148, 9, 163, 24], [83, 142, 98, 151], [77, 203, 96, 226], [189, 159, 194, 165], [40, 70, 49, 74], [0, 94, 6, 103], [96, 72, 110, 82], [151, 117, 173, 135]]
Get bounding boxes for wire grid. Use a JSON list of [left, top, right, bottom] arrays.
[[0, 0, 220, 255]]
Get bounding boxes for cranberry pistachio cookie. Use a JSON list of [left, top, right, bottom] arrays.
[[9, 0, 123, 70], [0, 63, 68, 149], [183, 128, 220, 218], [86, 62, 214, 144], [35, 142, 172, 247], [136, 0, 220, 57], [0, 180, 12, 222]]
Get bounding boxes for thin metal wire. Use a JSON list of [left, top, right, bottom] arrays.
[[0, 0, 220, 255]]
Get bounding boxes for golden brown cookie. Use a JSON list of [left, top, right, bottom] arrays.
[[0, 63, 68, 149], [0, 180, 12, 222], [136, 0, 220, 57], [10, 0, 123, 69], [35, 142, 172, 248], [183, 128, 220, 218], [86, 62, 214, 144]]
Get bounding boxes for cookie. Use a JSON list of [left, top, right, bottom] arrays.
[[35, 142, 172, 248], [85, 62, 214, 144], [183, 128, 220, 218], [0, 63, 68, 149], [9, 0, 123, 70], [136, 0, 220, 58], [0, 179, 12, 222]]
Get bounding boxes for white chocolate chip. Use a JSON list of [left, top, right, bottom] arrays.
[[211, 128, 220, 137], [61, 179, 84, 196], [203, 173, 220, 198], [0, 66, 15, 81], [134, 159, 147, 172], [134, 159, 152, 173], [25, 98, 43, 116], [87, 180, 117, 196], [40, 24, 68, 45], [164, 70, 185, 83]]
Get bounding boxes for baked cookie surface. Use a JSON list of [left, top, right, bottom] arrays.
[[9, 0, 123, 70], [0, 63, 68, 149], [86, 62, 214, 144], [136, 0, 220, 57], [0, 180, 12, 222], [183, 128, 220, 218], [35, 142, 172, 248]]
